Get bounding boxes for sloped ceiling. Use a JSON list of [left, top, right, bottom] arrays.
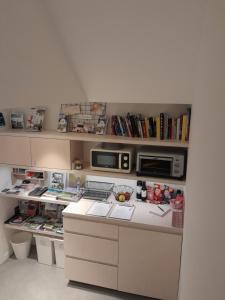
[[44, 0, 205, 103], [0, 0, 87, 109]]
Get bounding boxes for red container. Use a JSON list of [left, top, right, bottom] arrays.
[[170, 195, 184, 228]]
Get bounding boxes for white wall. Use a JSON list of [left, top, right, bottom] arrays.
[[0, 167, 17, 264], [44, 0, 205, 103], [0, 0, 86, 110], [179, 1, 225, 299]]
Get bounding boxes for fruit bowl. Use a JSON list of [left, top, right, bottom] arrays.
[[113, 185, 133, 202]]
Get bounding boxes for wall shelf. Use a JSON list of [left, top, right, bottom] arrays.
[[0, 192, 71, 206], [0, 130, 189, 148], [4, 223, 63, 239]]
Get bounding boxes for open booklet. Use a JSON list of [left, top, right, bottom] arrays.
[[86, 202, 113, 217], [108, 204, 135, 221], [86, 201, 135, 221]]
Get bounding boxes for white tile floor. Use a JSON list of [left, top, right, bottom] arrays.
[[0, 256, 153, 300]]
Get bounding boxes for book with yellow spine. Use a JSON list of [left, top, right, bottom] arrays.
[[181, 114, 187, 142], [156, 116, 160, 140]]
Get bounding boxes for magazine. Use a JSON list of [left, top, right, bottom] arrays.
[[0, 112, 5, 127], [26, 107, 46, 131], [11, 112, 24, 129], [50, 172, 65, 191]]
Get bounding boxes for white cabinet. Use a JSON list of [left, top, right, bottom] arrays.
[[65, 232, 118, 265], [118, 227, 182, 300], [0, 136, 31, 166], [30, 138, 82, 170], [65, 257, 118, 290], [63, 218, 118, 240], [64, 216, 182, 300], [64, 217, 119, 289]]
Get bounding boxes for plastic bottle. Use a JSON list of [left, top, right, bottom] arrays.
[[76, 177, 81, 192]]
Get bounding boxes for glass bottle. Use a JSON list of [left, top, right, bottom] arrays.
[[141, 181, 147, 201], [136, 180, 142, 200]]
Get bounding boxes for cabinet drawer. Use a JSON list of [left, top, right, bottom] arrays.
[[64, 218, 118, 240], [65, 232, 118, 265], [65, 257, 118, 290]]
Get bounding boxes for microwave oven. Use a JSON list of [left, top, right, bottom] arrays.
[[90, 144, 133, 173], [136, 147, 187, 179]]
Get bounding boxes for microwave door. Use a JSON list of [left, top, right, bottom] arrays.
[[139, 156, 173, 177], [92, 151, 119, 169]]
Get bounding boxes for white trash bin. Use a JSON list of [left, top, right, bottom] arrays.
[[34, 235, 54, 265], [10, 232, 32, 259], [53, 239, 64, 268]]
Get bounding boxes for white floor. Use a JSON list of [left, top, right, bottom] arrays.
[[0, 255, 152, 300]]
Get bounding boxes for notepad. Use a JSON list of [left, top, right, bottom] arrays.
[[86, 201, 113, 217], [108, 204, 135, 221], [149, 205, 171, 217]]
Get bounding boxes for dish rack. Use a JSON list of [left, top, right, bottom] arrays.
[[82, 181, 114, 201]]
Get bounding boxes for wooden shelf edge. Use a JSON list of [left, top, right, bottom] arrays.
[[0, 192, 71, 206], [4, 223, 64, 239], [0, 130, 189, 148], [75, 166, 186, 187]]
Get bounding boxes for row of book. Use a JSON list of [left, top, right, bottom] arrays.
[[111, 108, 191, 142]]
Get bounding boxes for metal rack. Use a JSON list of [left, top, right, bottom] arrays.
[[62, 102, 107, 134]]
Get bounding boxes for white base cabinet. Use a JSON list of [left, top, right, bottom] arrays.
[[65, 257, 118, 289], [118, 227, 182, 300], [64, 217, 182, 300], [64, 218, 119, 290]]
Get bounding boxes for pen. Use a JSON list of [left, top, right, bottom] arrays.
[[157, 205, 164, 212]]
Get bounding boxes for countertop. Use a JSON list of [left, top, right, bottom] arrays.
[[63, 197, 183, 235]]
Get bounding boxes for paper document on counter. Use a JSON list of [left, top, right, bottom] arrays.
[[108, 204, 135, 221], [86, 201, 113, 217]]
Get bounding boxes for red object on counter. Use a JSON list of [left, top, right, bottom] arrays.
[[170, 195, 184, 228]]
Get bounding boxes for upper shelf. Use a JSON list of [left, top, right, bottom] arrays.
[[0, 130, 189, 148], [0, 192, 71, 206]]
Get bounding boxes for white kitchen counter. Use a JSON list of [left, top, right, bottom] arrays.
[[63, 197, 182, 235]]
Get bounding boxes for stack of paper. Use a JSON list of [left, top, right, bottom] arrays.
[[109, 204, 135, 221], [86, 201, 113, 217]]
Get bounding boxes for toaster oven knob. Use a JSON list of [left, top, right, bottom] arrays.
[[123, 156, 128, 161], [123, 163, 128, 168]]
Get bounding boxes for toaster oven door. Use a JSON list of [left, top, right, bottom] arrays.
[[137, 155, 173, 177]]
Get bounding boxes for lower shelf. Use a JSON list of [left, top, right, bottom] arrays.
[[4, 223, 64, 239]]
